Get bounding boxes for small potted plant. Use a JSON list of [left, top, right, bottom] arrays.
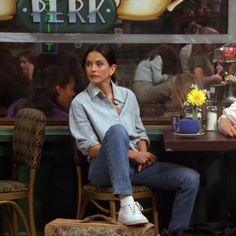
[[179, 84, 207, 134]]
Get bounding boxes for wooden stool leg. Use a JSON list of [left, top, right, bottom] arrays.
[[109, 201, 117, 220], [152, 197, 159, 236]]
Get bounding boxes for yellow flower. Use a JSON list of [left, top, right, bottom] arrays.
[[187, 89, 207, 107]]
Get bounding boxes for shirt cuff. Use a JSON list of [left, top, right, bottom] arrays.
[[218, 114, 227, 124]]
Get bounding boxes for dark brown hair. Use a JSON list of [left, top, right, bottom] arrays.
[[82, 44, 117, 82]]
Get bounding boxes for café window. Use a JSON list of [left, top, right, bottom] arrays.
[[0, 0, 233, 123]]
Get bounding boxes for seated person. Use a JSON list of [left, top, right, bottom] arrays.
[[17, 50, 37, 81], [69, 44, 200, 234], [187, 24, 223, 89], [218, 101, 236, 137], [6, 65, 76, 118], [179, 21, 203, 73], [132, 44, 182, 104], [0, 48, 30, 115]]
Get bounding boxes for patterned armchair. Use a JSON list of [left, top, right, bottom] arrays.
[[0, 108, 46, 236]]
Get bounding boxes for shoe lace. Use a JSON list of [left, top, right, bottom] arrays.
[[128, 202, 143, 215]]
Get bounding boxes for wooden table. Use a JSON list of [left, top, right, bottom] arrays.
[[163, 129, 236, 224], [163, 129, 236, 152]]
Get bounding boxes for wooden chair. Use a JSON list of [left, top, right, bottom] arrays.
[[72, 143, 159, 234], [0, 108, 46, 236]]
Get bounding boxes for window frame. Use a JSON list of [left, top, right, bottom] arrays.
[[0, 0, 234, 125]]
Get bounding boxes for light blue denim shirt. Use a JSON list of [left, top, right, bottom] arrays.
[[69, 82, 150, 155]]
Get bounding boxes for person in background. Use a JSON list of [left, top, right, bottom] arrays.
[[57, 51, 87, 94], [3, 50, 38, 110], [170, 73, 203, 111], [132, 44, 182, 104], [6, 65, 76, 118], [187, 23, 223, 89], [69, 44, 199, 234], [180, 22, 223, 75], [218, 101, 236, 137], [18, 50, 37, 81], [179, 21, 203, 73]]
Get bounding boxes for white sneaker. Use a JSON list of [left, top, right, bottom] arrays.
[[118, 201, 149, 225]]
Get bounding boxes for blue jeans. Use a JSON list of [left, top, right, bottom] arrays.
[[88, 124, 200, 232]]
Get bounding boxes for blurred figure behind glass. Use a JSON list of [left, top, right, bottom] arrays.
[[17, 50, 37, 81], [6, 65, 76, 118], [132, 44, 182, 104], [180, 22, 223, 89]]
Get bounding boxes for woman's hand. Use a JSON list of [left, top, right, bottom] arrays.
[[129, 150, 157, 172], [88, 144, 101, 158], [226, 125, 236, 137], [218, 117, 236, 137], [221, 124, 236, 138], [211, 74, 223, 84]]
